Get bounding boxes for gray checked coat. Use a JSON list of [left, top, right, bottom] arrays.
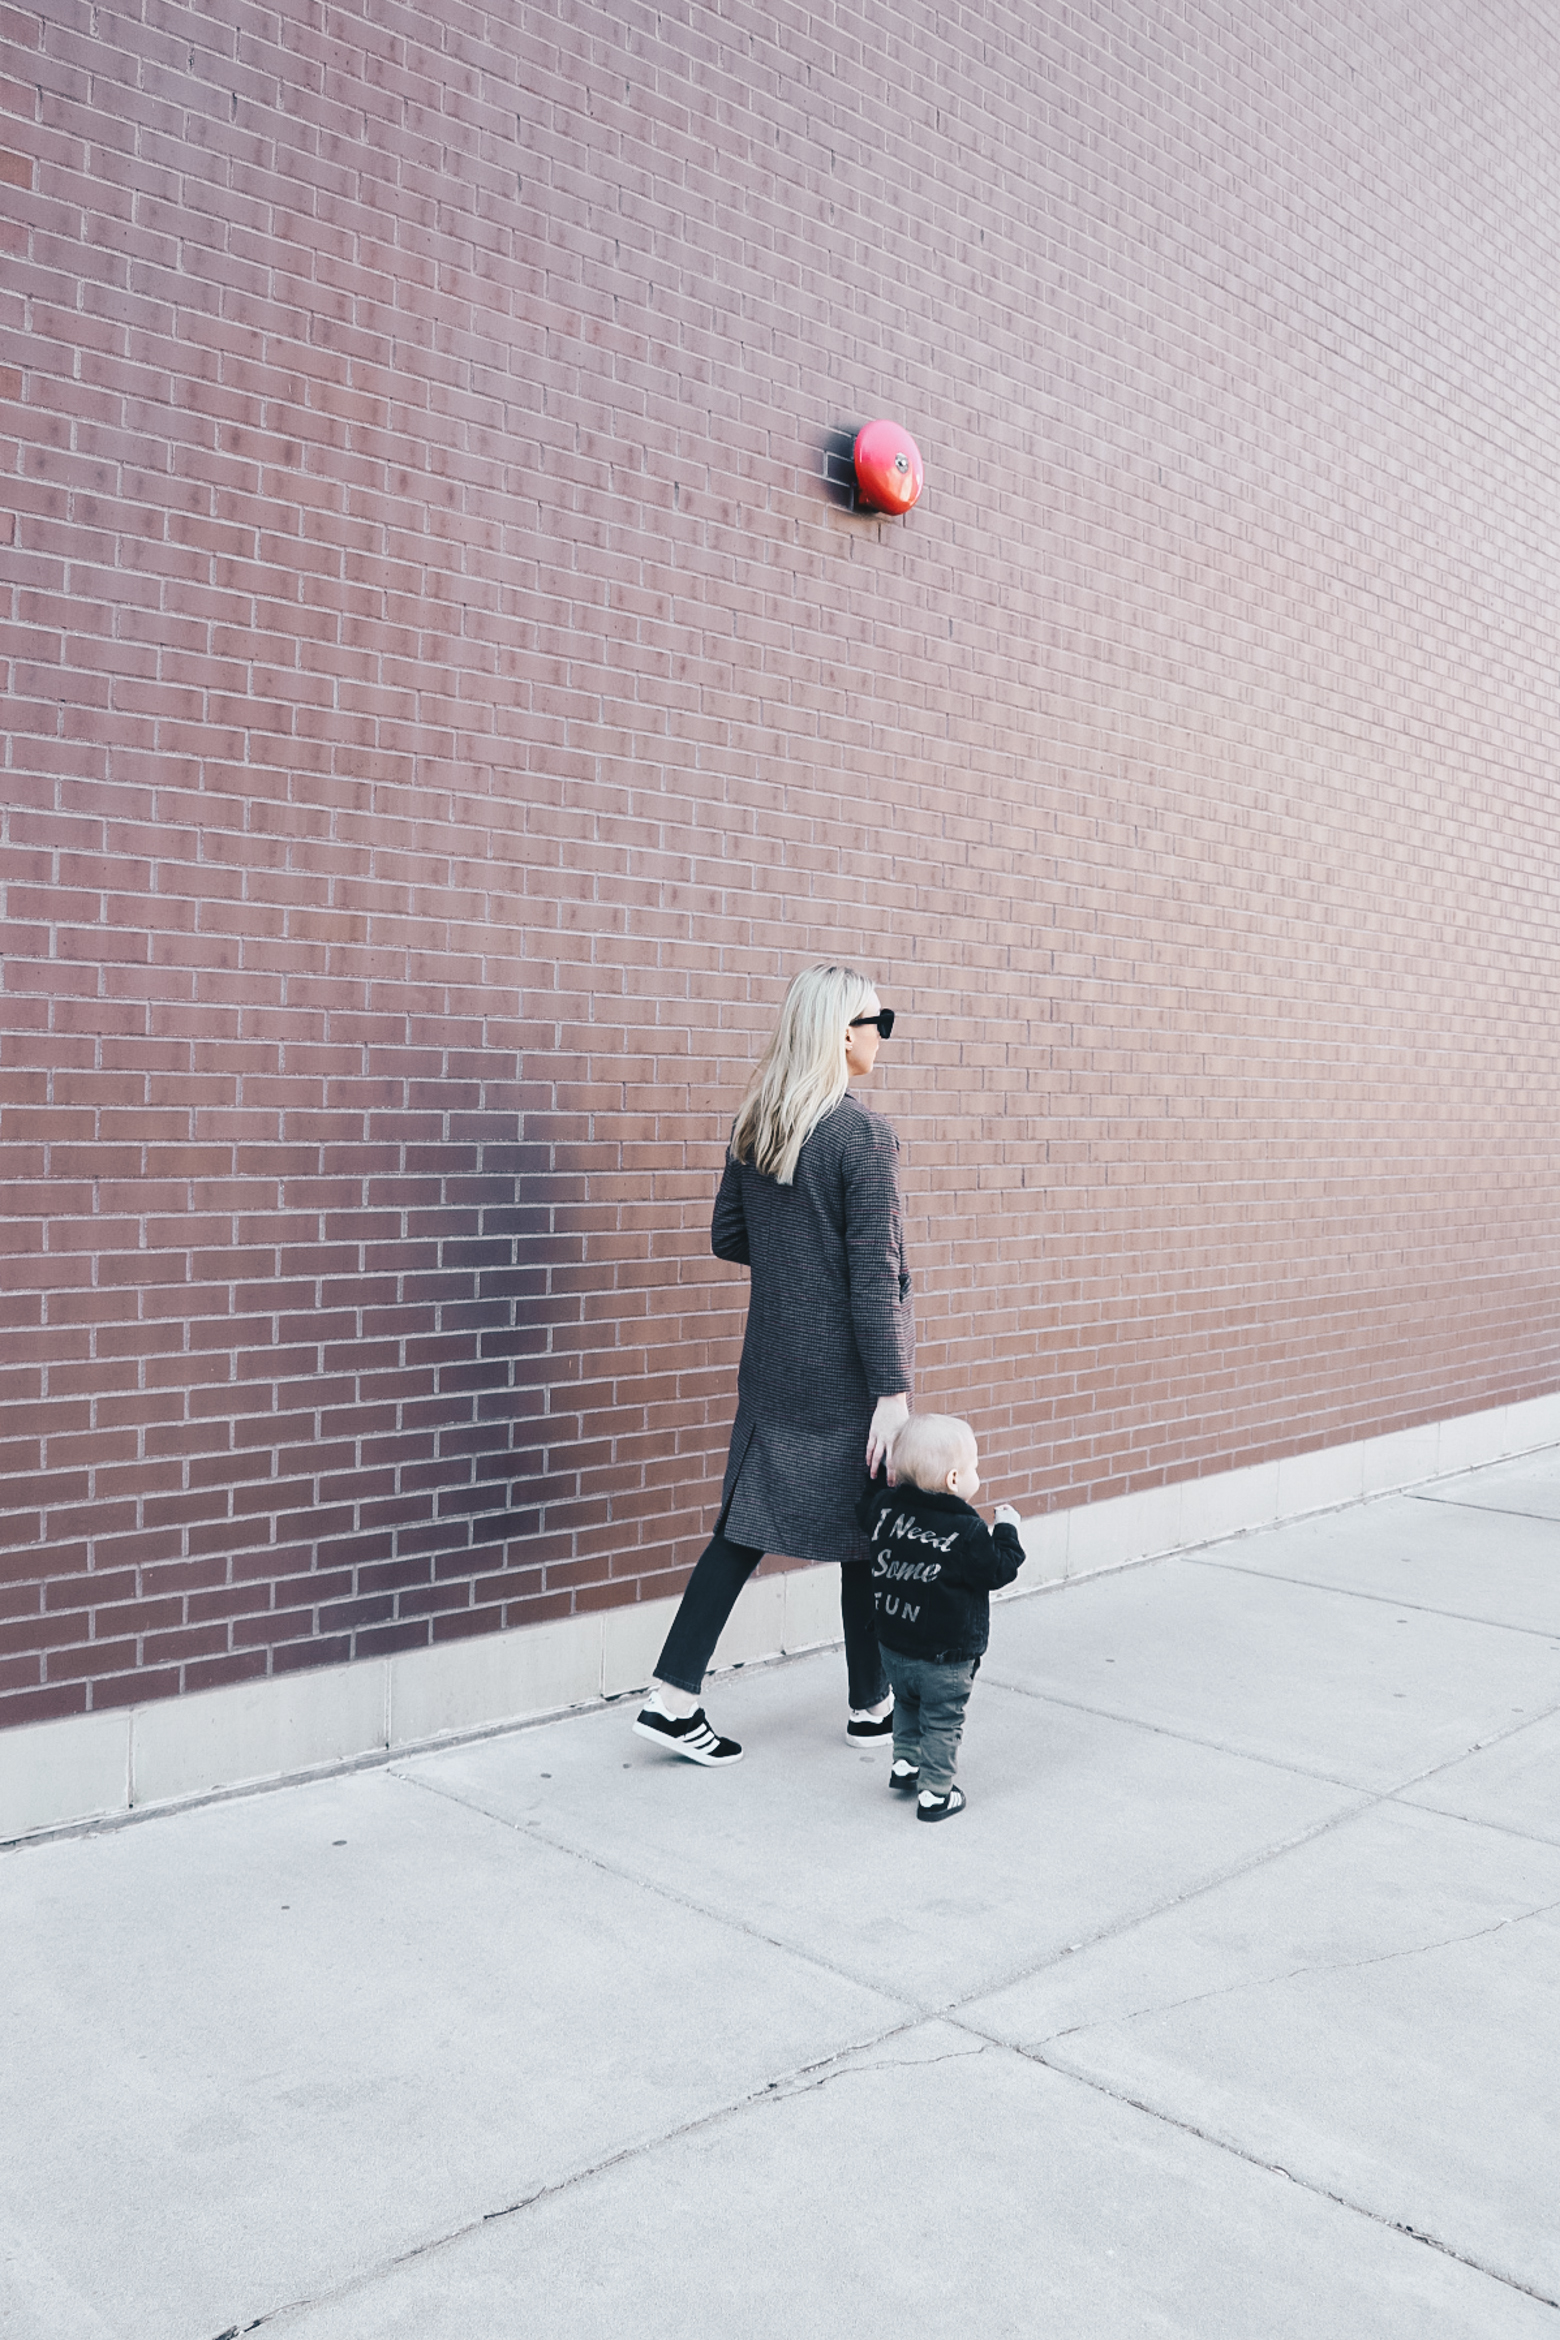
[[712, 1092, 915, 1566]]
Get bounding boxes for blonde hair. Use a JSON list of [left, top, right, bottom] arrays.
[[730, 962, 876, 1185], [891, 1413, 977, 1493]]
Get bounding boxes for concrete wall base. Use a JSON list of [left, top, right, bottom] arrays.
[[6, 1392, 1558, 1844]]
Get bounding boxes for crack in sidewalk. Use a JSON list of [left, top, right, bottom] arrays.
[[765, 2040, 989, 2098]]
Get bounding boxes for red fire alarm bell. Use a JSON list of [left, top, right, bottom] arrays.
[[852, 419, 924, 515]]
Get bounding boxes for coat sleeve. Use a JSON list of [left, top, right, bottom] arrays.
[[711, 1153, 750, 1264], [942, 1518, 1024, 1591], [843, 1116, 915, 1396]]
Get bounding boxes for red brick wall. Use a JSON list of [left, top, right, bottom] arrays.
[[5, 0, 1560, 1727]]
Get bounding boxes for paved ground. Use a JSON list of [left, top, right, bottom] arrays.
[[5, 1449, 1560, 2339]]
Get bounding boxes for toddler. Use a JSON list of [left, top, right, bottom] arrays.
[[854, 1413, 1023, 1821]]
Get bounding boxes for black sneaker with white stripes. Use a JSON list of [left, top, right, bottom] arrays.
[[632, 1704, 743, 1766], [845, 1705, 895, 1749]]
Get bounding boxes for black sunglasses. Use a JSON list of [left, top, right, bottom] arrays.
[[848, 1009, 896, 1038]]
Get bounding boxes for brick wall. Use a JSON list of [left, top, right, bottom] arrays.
[[4, 0, 1560, 1727]]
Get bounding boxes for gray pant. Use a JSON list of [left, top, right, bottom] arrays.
[[879, 1649, 977, 1794]]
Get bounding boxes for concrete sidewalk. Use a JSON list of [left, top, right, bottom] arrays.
[[5, 1452, 1560, 2338]]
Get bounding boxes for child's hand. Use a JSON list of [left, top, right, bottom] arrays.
[[994, 1502, 1020, 1528]]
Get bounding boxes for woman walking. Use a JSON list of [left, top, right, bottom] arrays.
[[634, 962, 914, 1766]]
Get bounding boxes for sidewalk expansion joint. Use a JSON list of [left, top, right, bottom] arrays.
[[387, 1762, 930, 2016], [980, 1670, 1375, 1791], [1186, 1550, 1560, 1642], [206, 2016, 939, 2337], [936, 1699, 1560, 2009], [937, 1793, 1382, 2012], [997, 2042, 1560, 2314], [1405, 1492, 1560, 1531], [1413, 1696, 1560, 1773], [1018, 1892, 1560, 2050], [1392, 1794, 1560, 1853]]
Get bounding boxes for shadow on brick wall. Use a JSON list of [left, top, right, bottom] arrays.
[[3, 1057, 738, 1728], [818, 420, 865, 511], [281, 1106, 597, 1672]]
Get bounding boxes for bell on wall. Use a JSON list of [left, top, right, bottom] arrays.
[[852, 418, 925, 515]]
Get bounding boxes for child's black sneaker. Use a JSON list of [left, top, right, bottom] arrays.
[[889, 1760, 920, 1794], [916, 1785, 966, 1822], [845, 1701, 894, 1749], [633, 1704, 742, 1766]]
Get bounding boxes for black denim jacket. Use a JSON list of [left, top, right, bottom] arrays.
[[854, 1473, 1024, 1664]]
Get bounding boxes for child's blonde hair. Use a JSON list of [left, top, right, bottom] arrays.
[[730, 961, 876, 1185], [891, 1413, 977, 1494]]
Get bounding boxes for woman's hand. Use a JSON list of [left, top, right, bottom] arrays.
[[865, 1392, 910, 1479]]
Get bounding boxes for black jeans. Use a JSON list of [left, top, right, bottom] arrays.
[[653, 1529, 889, 1711]]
